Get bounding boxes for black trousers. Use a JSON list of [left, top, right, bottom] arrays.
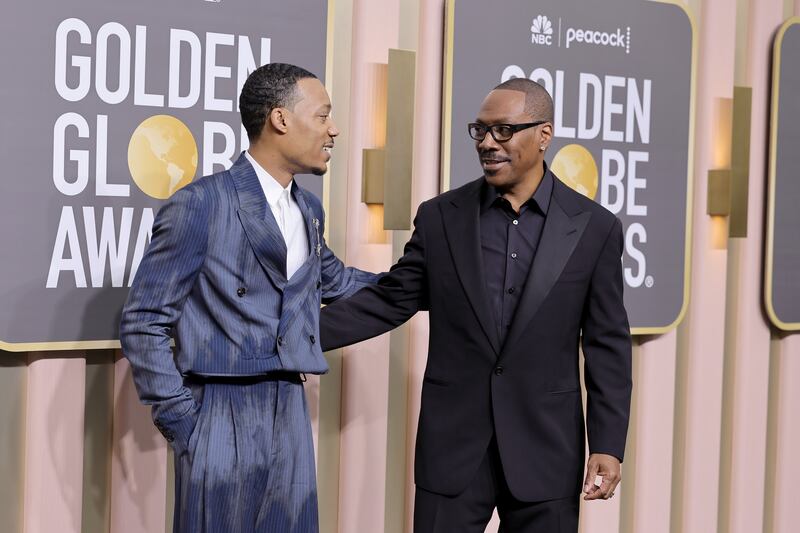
[[413, 438, 579, 533]]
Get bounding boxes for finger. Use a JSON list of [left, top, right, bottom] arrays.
[[583, 462, 599, 494], [598, 473, 620, 499], [583, 486, 603, 500]]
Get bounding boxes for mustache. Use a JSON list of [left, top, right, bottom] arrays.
[[479, 151, 510, 162]]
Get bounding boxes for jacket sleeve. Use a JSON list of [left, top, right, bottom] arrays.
[[320, 202, 429, 351], [317, 207, 381, 304], [119, 186, 208, 457], [581, 217, 633, 462]]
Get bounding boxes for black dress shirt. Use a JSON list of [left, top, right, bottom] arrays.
[[480, 168, 553, 345]]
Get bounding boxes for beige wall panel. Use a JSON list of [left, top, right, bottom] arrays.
[[319, 1, 355, 530], [337, 0, 398, 531], [109, 356, 168, 533], [580, 346, 621, 533], [0, 353, 27, 533], [720, 1, 785, 532], [580, 481, 621, 533], [671, 0, 737, 531], [397, 1, 444, 530], [624, 333, 678, 533], [765, 334, 800, 533], [23, 354, 86, 533]]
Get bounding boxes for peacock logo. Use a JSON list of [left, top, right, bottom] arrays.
[[531, 15, 554, 46]]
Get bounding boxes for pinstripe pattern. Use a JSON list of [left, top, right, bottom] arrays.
[[175, 378, 318, 533], [119, 152, 376, 531]]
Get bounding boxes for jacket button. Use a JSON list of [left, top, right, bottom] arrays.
[[277, 336, 283, 347], [237, 287, 247, 297], [494, 366, 504, 376], [316, 280, 321, 289], [310, 335, 316, 344]]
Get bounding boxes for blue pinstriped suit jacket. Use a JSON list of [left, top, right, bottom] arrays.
[[120, 153, 376, 455]]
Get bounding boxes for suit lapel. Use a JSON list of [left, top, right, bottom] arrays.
[[503, 179, 591, 351], [292, 185, 320, 264], [230, 153, 288, 289], [441, 179, 501, 356]]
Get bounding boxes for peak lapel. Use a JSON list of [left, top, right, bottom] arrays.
[[503, 182, 591, 351], [230, 153, 288, 289], [441, 180, 501, 356], [284, 185, 319, 285], [291, 186, 319, 263]]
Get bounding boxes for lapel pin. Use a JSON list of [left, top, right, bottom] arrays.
[[313, 218, 322, 257]]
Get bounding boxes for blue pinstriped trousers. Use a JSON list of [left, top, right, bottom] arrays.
[[173, 377, 319, 533]]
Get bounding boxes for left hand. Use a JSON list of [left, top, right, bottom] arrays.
[[582, 453, 621, 501]]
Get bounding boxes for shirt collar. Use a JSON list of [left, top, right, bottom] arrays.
[[481, 161, 554, 216], [245, 150, 294, 207]]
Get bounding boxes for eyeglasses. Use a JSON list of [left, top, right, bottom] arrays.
[[467, 121, 547, 142]]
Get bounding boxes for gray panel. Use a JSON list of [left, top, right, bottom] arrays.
[[0, 0, 328, 345], [446, 0, 694, 330], [771, 23, 800, 325]]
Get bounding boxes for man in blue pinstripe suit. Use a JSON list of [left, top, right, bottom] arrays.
[[120, 63, 377, 533]]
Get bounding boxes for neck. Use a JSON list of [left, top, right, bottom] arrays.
[[498, 164, 545, 213], [247, 143, 294, 189]]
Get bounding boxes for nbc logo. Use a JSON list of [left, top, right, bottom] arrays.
[[531, 15, 554, 45]]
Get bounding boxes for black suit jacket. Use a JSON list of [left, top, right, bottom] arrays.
[[320, 174, 632, 502]]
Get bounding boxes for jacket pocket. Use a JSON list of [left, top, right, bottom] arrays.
[[557, 269, 590, 283], [423, 375, 451, 387], [547, 387, 580, 395]]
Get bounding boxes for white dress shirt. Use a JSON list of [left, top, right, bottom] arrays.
[[245, 151, 309, 279]]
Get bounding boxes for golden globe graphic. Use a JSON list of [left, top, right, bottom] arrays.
[[550, 143, 599, 200], [128, 115, 198, 200]]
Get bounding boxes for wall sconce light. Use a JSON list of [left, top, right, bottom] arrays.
[[361, 49, 416, 230], [707, 86, 752, 237], [362, 148, 385, 204]]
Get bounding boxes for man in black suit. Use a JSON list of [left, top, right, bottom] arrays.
[[320, 78, 632, 532]]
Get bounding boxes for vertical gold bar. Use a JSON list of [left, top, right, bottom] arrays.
[[763, 331, 783, 533], [81, 350, 115, 533], [318, 351, 343, 533], [361, 148, 386, 204], [383, 49, 416, 230], [729, 86, 752, 237], [707, 169, 732, 216], [165, 448, 174, 533], [319, 0, 354, 529], [718, 238, 744, 533], [734, 0, 751, 87], [0, 352, 27, 533], [384, 232, 412, 533]]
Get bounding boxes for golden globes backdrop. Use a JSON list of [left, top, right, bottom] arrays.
[[766, 17, 800, 331], [443, 0, 695, 333], [0, 0, 329, 350]]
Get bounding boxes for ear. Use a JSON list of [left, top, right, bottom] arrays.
[[539, 122, 553, 150], [268, 107, 290, 134]]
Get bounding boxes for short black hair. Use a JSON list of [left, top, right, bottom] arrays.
[[493, 78, 554, 122], [240, 63, 318, 141]]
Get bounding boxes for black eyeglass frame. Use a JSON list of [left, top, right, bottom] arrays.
[[467, 120, 548, 142]]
